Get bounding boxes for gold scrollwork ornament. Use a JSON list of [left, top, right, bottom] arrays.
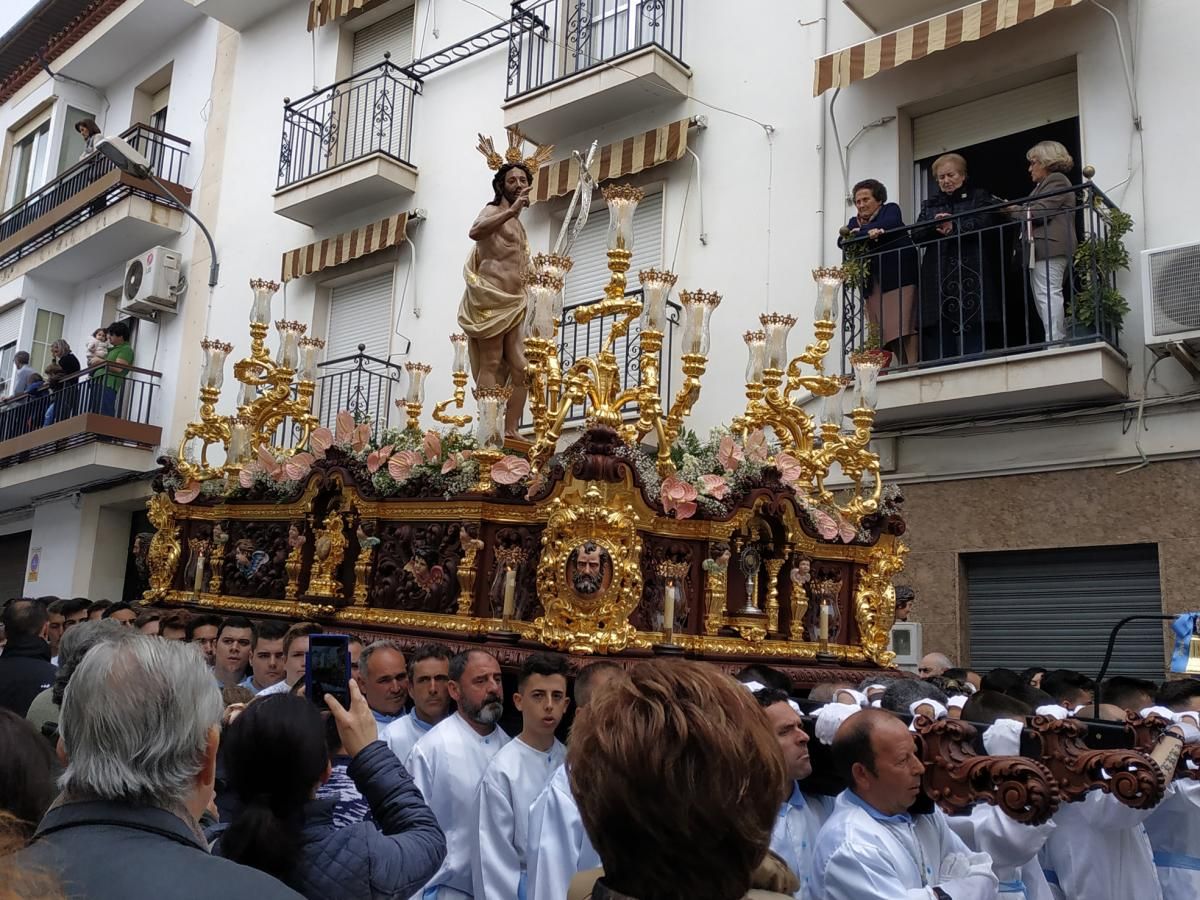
[[144, 492, 181, 604], [534, 484, 643, 654], [855, 541, 909, 665]]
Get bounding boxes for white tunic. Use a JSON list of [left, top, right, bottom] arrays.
[[472, 736, 566, 900], [1145, 779, 1200, 900], [813, 790, 999, 900], [407, 712, 510, 899], [946, 802, 1056, 900], [383, 710, 439, 765], [525, 763, 600, 900], [769, 786, 833, 900], [1040, 788, 1162, 900]]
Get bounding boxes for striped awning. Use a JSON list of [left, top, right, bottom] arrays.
[[307, 0, 370, 31], [531, 118, 694, 205], [281, 212, 408, 282], [813, 0, 1083, 97]]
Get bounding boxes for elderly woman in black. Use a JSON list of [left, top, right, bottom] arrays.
[[838, 179, 920, 366], [915, 153, 1007, 361]]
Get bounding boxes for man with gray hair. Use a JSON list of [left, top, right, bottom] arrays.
[[16, 635, 303, 898], [360, 638, 410, 726]]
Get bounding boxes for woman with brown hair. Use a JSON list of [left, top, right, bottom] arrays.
[[567, 660, 794, 900]]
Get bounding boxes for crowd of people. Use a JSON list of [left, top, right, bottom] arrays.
[[0, 322, 135, 439], [840, 139, 1081, 367], [0, 593, 1198, 900]]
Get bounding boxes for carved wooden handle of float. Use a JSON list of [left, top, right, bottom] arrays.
[[1029, 714, 1166, 807], [914, 716, 1060, 826], [1124, 712, 1200, 782]]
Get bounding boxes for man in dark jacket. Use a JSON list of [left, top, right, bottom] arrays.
[[16, 635, 303, 900], [0, 598, 57, 716]]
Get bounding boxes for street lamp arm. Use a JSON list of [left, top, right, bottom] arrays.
[[144, 171, 220, 288]]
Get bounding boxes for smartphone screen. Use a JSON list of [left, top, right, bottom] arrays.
[[305, 634, 350, 708]]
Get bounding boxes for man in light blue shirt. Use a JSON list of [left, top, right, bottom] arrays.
[[383, 642, 452, 762], [9, 351, 32, 398], [360, 638, 409, 726]]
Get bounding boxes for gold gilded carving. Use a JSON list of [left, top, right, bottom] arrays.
[[764, 557, 784, 634], [456, 526, 484, 616], [308, 503, 349, 599], [144, 492, 181, 604], [284, 521, 306, 601], [788, 551, 811, 642], [702, 543, 731, 636], [534, 483, 643, 654], [854, 541, 908, 665], [728, 615, 768, 644], [207, 523, 228, 594], [352, 520, 379, 607]]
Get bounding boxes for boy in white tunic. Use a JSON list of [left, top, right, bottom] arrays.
[[812, 708, 999, 900], [526, 661, 622, 900], [473, 652, 570, 899], [408, 649, 510, 899], [384, 643, 453, 764]]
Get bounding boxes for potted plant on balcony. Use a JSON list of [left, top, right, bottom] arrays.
[[849, 323, 892, 372], [1070, 207, 1133, 340]]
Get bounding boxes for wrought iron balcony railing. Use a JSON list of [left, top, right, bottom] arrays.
[[0, 124, 190, 270], [279, 60, 420, 190], [507, 0, 686, 99], [838, 181, 1125, 375]]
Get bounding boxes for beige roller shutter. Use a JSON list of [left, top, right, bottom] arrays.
[[352, 8, 415, 71]]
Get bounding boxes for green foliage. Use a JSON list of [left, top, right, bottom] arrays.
[[1071, 207, 1133, 330]]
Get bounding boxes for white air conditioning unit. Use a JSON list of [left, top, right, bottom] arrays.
[[120, 246, 182, 319], [1142, 241, 1200, 352]]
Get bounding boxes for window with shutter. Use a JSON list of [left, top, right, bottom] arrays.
[[344, 9, 416, 165], [352, 8, 415, 71], [321, 272, 397, 431]]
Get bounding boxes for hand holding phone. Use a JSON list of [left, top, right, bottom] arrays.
[[324, 680, 378, 757], [305, 634, 350, 709]]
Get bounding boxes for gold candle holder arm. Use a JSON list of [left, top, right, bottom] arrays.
[[432, 370, 473, 427]]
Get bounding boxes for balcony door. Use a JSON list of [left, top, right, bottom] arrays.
[[341, 9, 416, 167], [4, 120, 50, 209], [320, 272, 399, 431], [569, 0, 666, 74]]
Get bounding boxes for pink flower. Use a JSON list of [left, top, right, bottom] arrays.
[[350, 423, 371, 453], [367, 444, 394, 474], [238, 463, 262, 489], [422, 430, 442, 463], [524, 469, 547, 501], [660, 475, 698, 520], [441, 451, 469, 474], [491, 455, 531, 485], [284, 452, 314, 482], [717, 435, 744, 471], [388, 449, 423, 481], [309, 427, 333, 458], [255, 446, 283, 480], [174, 479, 201, 504], [774, 452, 803, 485], [697, 473, 728, 500], [744, 429, 769, 463], [810, 508, 857, 543], [335, 411, 355, 443]]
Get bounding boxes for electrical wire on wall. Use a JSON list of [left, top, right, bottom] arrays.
[[389, 237, 415, 362]]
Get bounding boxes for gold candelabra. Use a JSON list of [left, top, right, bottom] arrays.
[[176, 279, 323, 484], [522, 184, 721, 476], [431, 334, 473, 427], [471, 386, 510, 492], [400, 362, 432, 431]]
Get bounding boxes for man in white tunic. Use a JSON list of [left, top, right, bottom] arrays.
[[384, 643, 453, 764], [525, 661, 622, 900], [1145, 680, 1200, 900], [812, 708, 999, 900], [408, 649, 510, 899], [473, 652, 571, 899], [751, 686, 833, 899]]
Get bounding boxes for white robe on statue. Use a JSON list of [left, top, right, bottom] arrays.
[[407, 713, 510, 899], [1039, 788, 1162, 900], [946, 802, 1056, 899], [383, 710, 439, 765], [812, 790, 1000, 900], [472, 736, 566, 900], [1145, 779, 1200, 900], [770, 786, 833, 900], [526, 763, 600, 900]]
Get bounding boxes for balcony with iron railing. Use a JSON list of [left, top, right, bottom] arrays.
[[836, 180, 1129, 425], [0, 363, 163, 505], [503, 0, 690, 136], [0, 124, 191, 282], [275, 58, 420, 226]]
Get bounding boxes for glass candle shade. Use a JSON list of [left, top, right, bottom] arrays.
[[228, 417, 250, 463], [603, 184, 644, 252], [812, 267, 844, 324], [852, 358, 882, 409], [405, 362, 431, 404], [449, 334, 469, 374], [199, 339, 233, 391], [297, 337, 324, 382], [743, 330, 766, 383], [821, 379, 848, 427], [760, 313, 797, 370], [249, 279, 279, 325], [531, 253, 573, 282], [638, 268, 678, 333], [523, 272, 564, 340], [275, 321, 305, 370], [474, 387, 508, 450], [238, 381, 258, 409], [679, 290, 721, 355]]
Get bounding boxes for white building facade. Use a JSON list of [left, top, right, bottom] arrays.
[[0, 0, 1194, 677]]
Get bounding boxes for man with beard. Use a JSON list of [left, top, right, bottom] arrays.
[[459, 132, 547, 438], [408, 648, 510, 899], [473, 652, 570, 899], [752, 686, 833, 899], [572, 543, 606, 595]]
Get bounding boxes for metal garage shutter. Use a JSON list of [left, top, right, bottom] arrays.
[[966, 544, 1163, 681]]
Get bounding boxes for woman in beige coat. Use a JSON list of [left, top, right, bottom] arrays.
[[1007, 140, 1078, 342]]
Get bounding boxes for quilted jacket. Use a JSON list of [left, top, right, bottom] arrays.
[[214, 740, 446, 899]]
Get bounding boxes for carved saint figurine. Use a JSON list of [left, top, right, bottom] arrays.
[[789, 554, 812, 642], [284, 522, 306, 601], [702, 543, 731, 633], [309, 506, 348, 599]]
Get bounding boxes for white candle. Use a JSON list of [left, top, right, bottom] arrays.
[[662, 581, 676, 639], [819, 601, 830, 642], [502, 566, 516, 620], [194, 552, 206, 595]]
